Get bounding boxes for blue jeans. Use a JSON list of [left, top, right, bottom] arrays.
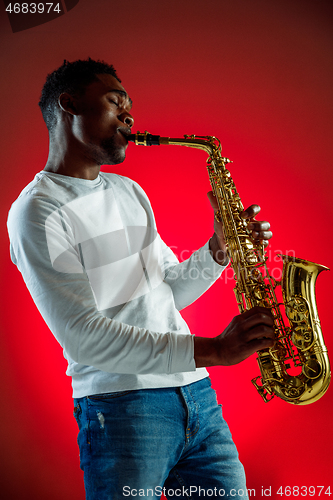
[[73, 377, 248, 499]]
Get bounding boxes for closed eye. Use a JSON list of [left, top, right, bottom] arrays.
[[108, 99, 119, 107], [106, 89, 133, 110]]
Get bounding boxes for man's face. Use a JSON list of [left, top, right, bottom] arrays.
[[72, 73, 134, 165]]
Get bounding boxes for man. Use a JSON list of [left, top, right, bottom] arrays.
[[7, 59, 274, 499]]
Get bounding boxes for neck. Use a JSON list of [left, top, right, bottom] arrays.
[[44, 158, 101, 180], [44, 134, 101, 181]]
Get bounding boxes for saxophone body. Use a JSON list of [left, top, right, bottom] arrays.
[[128, 131, 331, 405]]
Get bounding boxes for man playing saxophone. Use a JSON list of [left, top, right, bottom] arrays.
[[7, 58, 275, 499]]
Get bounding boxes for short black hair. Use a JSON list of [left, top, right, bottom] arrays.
[[39, 58, 120, 133]]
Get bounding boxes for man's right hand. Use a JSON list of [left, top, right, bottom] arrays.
[[194, 306, 275, 367]]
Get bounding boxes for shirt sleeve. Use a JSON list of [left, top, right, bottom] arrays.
[[7, 194, 196, 375], [128, 177, 228, 311], [160, 237, 228, 310]]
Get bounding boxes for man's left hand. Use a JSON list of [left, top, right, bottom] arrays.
[[207, 191, 273, 265]]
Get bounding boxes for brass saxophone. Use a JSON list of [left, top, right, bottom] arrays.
[[128, 131, 331, 405]]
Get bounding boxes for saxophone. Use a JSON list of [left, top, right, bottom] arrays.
[[128, 131, 331, 405]]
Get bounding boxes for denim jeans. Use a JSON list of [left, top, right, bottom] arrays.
[[73, 377, 248, 499]]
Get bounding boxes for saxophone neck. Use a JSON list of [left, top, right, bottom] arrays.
[[128, 131, 222, 155]]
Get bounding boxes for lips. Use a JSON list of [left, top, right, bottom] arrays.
[[118, 128, 132, 142], [116, 130, 130, 148]]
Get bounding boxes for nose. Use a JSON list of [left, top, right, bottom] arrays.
[[119, 112, 134, 129]]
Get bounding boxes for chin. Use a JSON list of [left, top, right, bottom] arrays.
[[88, 140, 126, 166], [101, 139, 127, 165], [107, 149, 126, 165]]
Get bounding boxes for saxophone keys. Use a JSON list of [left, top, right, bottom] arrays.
[[215, 210, 222, 223]]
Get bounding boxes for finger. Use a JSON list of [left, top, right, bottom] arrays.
[[251, 230, 273, 240], [245, 324, 276, 343], [240, 204, 261, 219], [240, 306, 274, 320], [248, 337, 275, 352], [235, 308, 274, 332], [248, 221, 270, 231], [207, 191, 219, 211], [243, 309, 274, 327], [235, 335, 275, 363]]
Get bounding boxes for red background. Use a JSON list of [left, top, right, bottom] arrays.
[[0, 0, 332, 498]]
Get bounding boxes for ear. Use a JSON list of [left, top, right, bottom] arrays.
[[58, 93, 79, 116]]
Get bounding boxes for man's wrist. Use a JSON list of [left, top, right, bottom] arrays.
[[194, 336, 220, 367], [209, 233, 229, 266]]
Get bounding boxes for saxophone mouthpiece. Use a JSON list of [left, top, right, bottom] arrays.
[[128, 131, 161, 146]]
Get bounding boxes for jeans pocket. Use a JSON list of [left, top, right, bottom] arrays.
[[73, 402, 81, 420], [87, 390, 132, 402]]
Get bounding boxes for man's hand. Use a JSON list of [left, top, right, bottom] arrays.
[[194, 306, 275, 367], [240, 204, 272, 247], [207, 191, 273, 264]]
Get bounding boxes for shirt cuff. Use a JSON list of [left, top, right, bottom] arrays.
[[167, 332, 196, 373]]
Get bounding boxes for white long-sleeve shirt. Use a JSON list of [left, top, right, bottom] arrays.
[[7, 170, 227, 397]]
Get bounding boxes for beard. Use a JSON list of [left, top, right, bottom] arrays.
[[86, 136, 126, 166]]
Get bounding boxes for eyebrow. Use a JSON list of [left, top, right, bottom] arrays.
[[107, 89, 133, 108]]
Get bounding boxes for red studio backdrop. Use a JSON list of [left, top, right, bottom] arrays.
[[0, 1, 332, 498]]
